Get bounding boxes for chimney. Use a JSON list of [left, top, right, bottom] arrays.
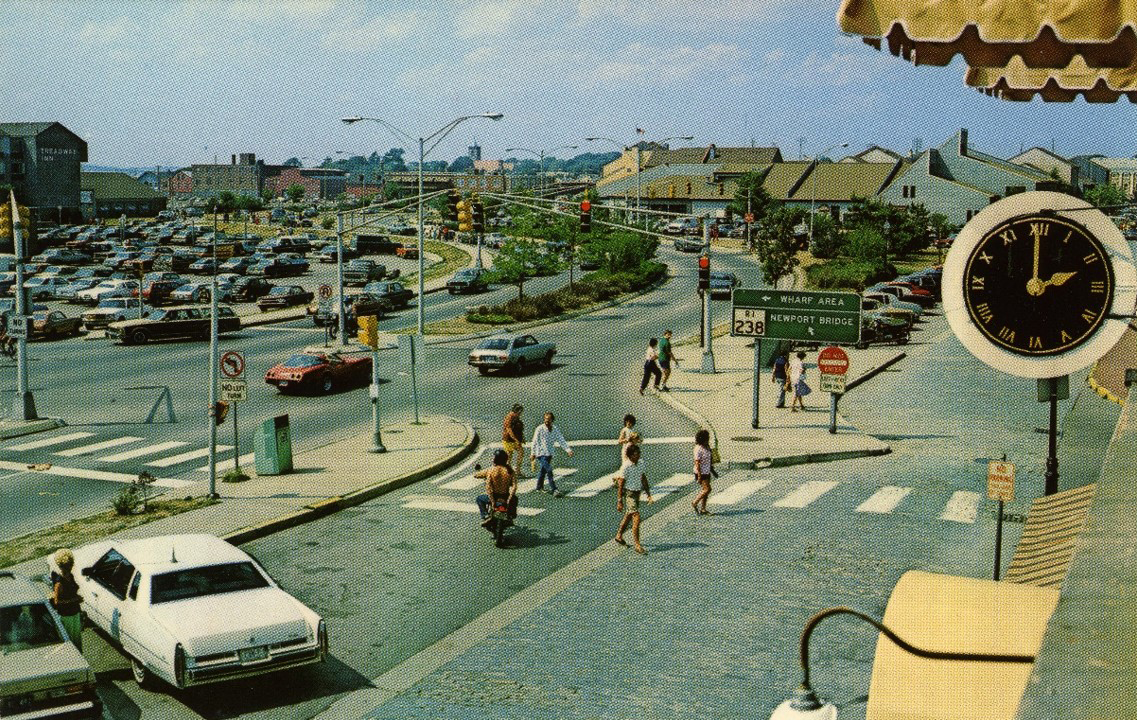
[[231, 154, 237, 165], [959, 129, 968, 157]]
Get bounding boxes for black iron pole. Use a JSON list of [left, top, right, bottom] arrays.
[[1045, 377, 1059, 495]]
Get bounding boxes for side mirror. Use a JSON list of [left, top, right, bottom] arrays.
[[81, 566, 93, 577], [474, 463, 482, 471]]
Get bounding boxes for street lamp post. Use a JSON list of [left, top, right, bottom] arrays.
[[586, 133, 693, 229], [808, 142, 849, 254], [344, 112, 504, 336], [504, 145, 578, 195]]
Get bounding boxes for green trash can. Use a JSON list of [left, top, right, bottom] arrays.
[[254, 414, 293, 475]]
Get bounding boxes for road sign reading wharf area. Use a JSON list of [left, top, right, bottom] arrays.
[[732, 289, 861, 344]]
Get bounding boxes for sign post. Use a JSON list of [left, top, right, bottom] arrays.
[[987, 457, 1015, 580], [220, 351, 246, 475], [818, 346, 850, 434]]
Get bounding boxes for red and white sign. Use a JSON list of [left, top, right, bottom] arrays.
[[220, 350, 245, 378], [318, 284, 333, 299], [817, 346, 849, 375], [987, 461, 1015, 502]]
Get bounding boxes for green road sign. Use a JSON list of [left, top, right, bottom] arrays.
[[731, 288, 861, 344]]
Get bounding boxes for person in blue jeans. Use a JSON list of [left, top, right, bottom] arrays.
[[529, 412, 574, 496], [771, 353, 788, 408]]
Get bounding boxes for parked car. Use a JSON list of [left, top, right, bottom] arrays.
[[265, 350, 373, 394], [28, 310, 83, 339], [107, 305, 241, 344], [468, 333, 556, 375], [0, 571, 102, 718], [257, 285, 315, 311], [860, 297, 916, 329], [188, 257, 218, 274], [883, 281, 936, 306], [22, 275, 70, 300], [395, 245, 419, 259], [82, 297, 143, 330], [707, 271, 739, 299], [343, 259, 386, 286], [248, 256, 308, 278], [311, 293, 391, 330], [862, 290, 923, 319], [229, 276, 275, 302], [31, 247, 90, 265], [353, 234, 402, 255], [316, 245, 360, 263], [58, 276, 103, 302], [866, 283, 934, 310], [76, 279, 139, 305], [219, 255, 257, 274], [665, 216, 700, 235], [855, 315, 911, 348], [446, 267, 489, 294], [360, 280, 414, 309], [169, 282, 215, 304], [70, 534, 326, 688], [673, 235, 706, 253]]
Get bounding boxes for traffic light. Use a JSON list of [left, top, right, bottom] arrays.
[[213, 400, 230, 425], [457, 200, 472, 233], [579, 199, 591, 234], [0, 201, 30, 253], [446, 190, 460, 221], [697, 254, 710, 291], [472, 202, 484, 233], [357, 314, 378, 348]]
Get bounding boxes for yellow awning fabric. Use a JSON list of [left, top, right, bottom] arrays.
[[966, 55, 1137, 102], [866, 571, 1059, 720], [838, 0, 1137, 68]]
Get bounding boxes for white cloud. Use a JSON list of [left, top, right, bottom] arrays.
[[78, 16, 137, 44], [585, 42, 749, 89], [456, 0, 533, 38], [319, 10, 423, 51]]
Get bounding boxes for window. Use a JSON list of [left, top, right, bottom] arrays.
[[91, 548, 136, 599], [150, 562, 270, 604]]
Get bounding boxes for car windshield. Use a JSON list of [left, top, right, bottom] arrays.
[[268, 287, 289, 295], [147, 309, 170, 321], [455, 270, 476, 278], [479, 338, 511, 350], [284, 354, 323, 368], [1, 602, 63, 651], [99, 299, 127, 309], [150, 562, 270, 604]]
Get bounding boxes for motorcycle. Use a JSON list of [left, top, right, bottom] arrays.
[[485, 496, 514, 548]]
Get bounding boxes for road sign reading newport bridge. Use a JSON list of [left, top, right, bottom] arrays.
[[732, 288, 861, 344]]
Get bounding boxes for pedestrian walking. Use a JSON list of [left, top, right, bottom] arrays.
[[617, 414, 642, 463], [771, 352, 788, 408], [615, 444, 651, 554], [529, 412, 573, 495], [639, 338, 662, 395], [502, 404, 526, 477], [789, 351, 811, 412], [692, 429, 717, 515], [50, 548, 83, 651], [658, 330, 675, 391]]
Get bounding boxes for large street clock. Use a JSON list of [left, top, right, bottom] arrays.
[[944, 192, 1137, 379]]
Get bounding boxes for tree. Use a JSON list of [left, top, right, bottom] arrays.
[[928, 212, 954, 244], [485, 236, 543, 300], [382, 148, 407, 173], [283, 157, 303, 167], [845, 226, 888, 263], [1085, 183, 1128, 209], [808, 212, 842, 258], [727, 171, 777, 223], [449, 156, 474, 173], [285, 184, 306, 203], [216, 191, 237, 214], [754, 206, 806, 288]]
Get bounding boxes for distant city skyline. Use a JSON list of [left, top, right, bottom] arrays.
[[6, 0, 1137, 168]]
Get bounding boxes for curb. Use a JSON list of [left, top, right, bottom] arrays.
[[654, 388, 717, 456], [752, 446, 892, 469], [0, 417, 67, 440], [222, 422, 479, 546]]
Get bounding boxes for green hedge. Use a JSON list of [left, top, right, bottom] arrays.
[[467, 261, 666, 324], [806, 258, 895, 291]]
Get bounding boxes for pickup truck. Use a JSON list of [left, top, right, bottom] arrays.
[[343, 259, 386, 286], [468, 333, 556, 375]]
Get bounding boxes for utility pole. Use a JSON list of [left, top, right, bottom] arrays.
[[207, 212, 220, 499], [9, 193, 36, 420], [701, 218, 716, 374]]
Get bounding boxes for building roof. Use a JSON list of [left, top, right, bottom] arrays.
[[761, 162, 812, 200], [80, 171, 164, 200], [1089, 156, 1137, 171], [644, 145, 780, 168], [596, 163, 722, 197], [789, 161, 904, 202], [843, 145, 903, 163], [0, 122, 58, 137], [1010, 147, 1072, 165]]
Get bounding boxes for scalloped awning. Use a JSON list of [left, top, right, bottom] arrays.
[[966, 55, 1137, 102], [838, 0, 1137, 68]]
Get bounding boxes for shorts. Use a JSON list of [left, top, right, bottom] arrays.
[[622, 489, 641, 513], [503, 440, 522, 453], [659, 359, 671, 370]]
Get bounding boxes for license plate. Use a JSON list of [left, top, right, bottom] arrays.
[[278, 380, 288, 387], [239, 646, 268, 663]]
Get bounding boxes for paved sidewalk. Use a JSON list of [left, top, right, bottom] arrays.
[[5, 415, 476, 576]]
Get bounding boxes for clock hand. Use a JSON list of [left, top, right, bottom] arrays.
[[1043, 271, 1076, 288], [1026, 234, 1046, 296]]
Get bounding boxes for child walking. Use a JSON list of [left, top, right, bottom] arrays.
[[692, 429, 717, 515], [615, 444, 651, 554]]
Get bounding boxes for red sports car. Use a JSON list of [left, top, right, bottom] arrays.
[[264, 351, 372, 394]]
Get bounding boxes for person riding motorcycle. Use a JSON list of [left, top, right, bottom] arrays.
[[474, 449, 518, 528]]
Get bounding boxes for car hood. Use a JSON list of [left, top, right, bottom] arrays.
[[0, 641, 92, 693], [148, 587, 312, 656]]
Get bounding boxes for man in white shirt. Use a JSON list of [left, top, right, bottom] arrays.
[[529, 412, 573, 496]]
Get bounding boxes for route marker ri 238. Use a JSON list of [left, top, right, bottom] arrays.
[[731, 288, 861, 344]]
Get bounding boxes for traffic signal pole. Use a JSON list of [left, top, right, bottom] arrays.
[[207, 215, 220, 498], [8, 193, 36, 420], [701, 220, 716, 374]]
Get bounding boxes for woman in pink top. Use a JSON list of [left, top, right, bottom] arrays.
[[692, 428, 716, 515]]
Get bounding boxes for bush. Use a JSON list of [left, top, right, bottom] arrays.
[[807, 258, 895, 290], [222, 468, 250, 483]]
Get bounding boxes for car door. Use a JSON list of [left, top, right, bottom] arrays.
[[82, 548, 136, 641]]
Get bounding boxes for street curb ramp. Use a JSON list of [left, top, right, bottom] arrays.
[[223, 423, 479, 546]]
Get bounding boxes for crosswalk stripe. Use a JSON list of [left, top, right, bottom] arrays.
[[146, 446, 234, 468], [567, 436, 692, 447], [196, 452, 256, 472], [401, 497, 544, 516], [650, 472, 696, 496], [441, 467, 576, 492], [773, 480, 840, 508], [856, 486, 913, 514], [7, 432, 95, 451], [940, 491, 980, 523], [708, 478, 772, 505], [99, 441, 188, 462], [54, 436, 144, 457], [0, 458, 193, 488], [566, 472, 619, 498]]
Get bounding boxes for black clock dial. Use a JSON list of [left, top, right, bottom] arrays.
[[963, 213, 1113, 356]]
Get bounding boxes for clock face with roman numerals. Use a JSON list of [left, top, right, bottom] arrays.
[[963, 213, 1113, 356], [943, 191, 1137, 379]]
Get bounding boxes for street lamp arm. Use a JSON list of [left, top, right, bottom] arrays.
[[342, 116, 415, 146], [585, 136, 625, 150], [423, 112, 503, 157]]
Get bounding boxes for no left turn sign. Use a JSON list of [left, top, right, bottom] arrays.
[[220, 350, 245, 378]]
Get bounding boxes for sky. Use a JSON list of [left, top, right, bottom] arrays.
[[4, 0, 1136, 168]]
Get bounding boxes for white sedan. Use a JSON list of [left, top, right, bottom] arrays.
[[70, 534, 327, 688], [75, 279, 139, 306]]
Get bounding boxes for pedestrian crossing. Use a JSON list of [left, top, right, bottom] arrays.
[[406, 466, 988, 526]]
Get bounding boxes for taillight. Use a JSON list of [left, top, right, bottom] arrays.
[[318, 620, 328, 660]]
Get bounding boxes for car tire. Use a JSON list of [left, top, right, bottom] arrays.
[[321, 374, 333, 394], [514, 358, 526, 375], [131, 657, 154, 688], [544, 350, 554, 367], [898, 333, 910, 345], [855, 340, 869, 350], [130, 329, 148, 344], [477, 367, 490, 376]]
